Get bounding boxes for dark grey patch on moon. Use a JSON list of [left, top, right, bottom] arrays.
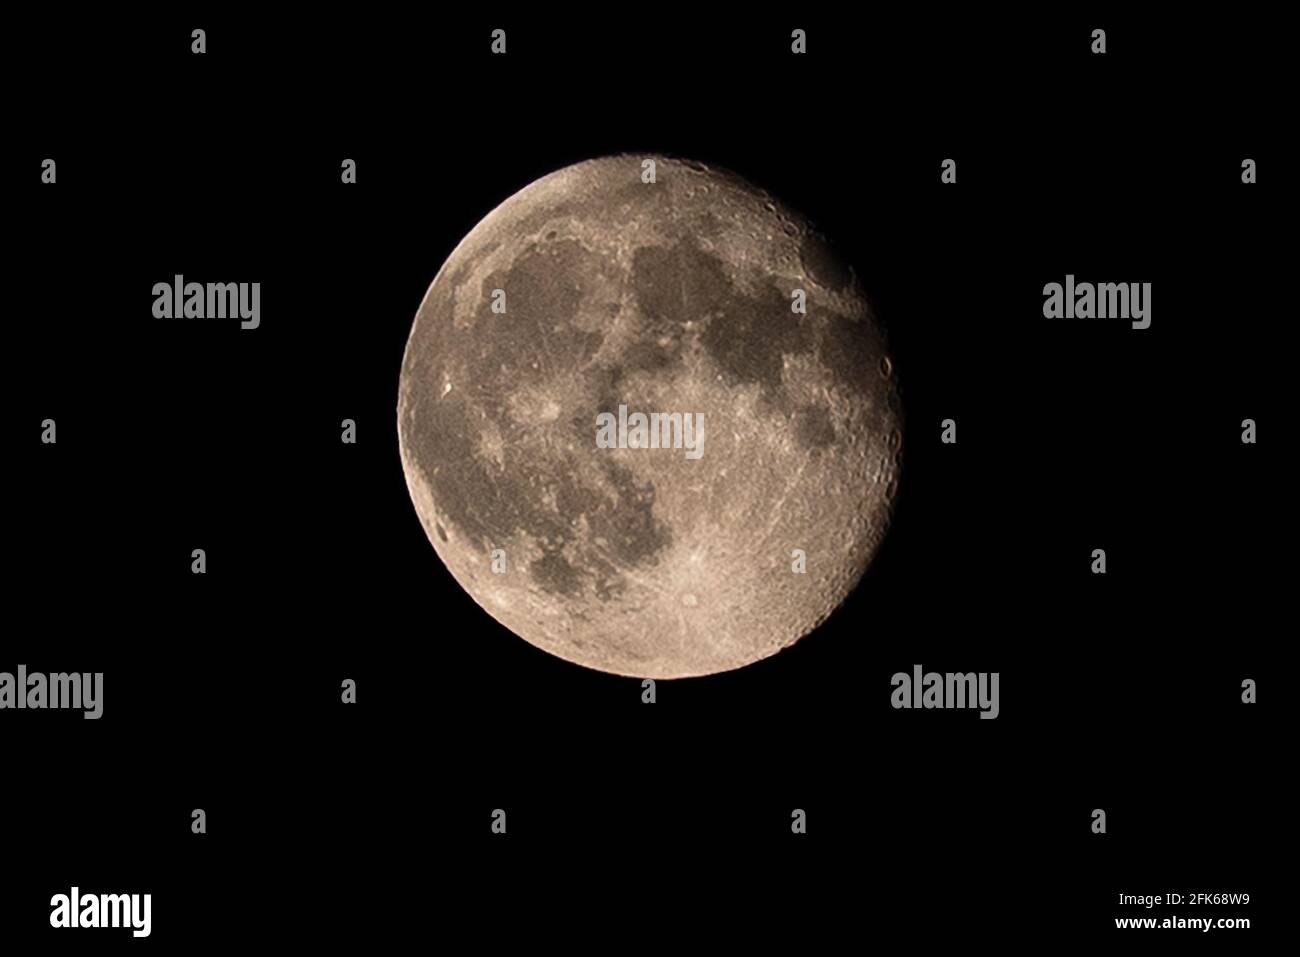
[[698, 279, 812, 401], [792, 405, 837, 450], [630, 240, 728, 328], [398, 155, 902, 678], [530, 548, 583, 597], [473, 240, 605, 372]]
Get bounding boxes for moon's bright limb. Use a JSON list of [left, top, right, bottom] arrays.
[[398, 156, 901, 678]]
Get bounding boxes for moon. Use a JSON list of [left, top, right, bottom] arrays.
[[398, 156, 901, 679]]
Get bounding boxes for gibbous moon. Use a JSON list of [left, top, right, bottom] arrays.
[[398, 156, 901, 678]]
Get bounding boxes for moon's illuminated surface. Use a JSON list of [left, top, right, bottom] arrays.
[[398, 156, 901, 678]]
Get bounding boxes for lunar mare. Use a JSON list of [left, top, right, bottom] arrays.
[[398, 156, 901, 678]]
